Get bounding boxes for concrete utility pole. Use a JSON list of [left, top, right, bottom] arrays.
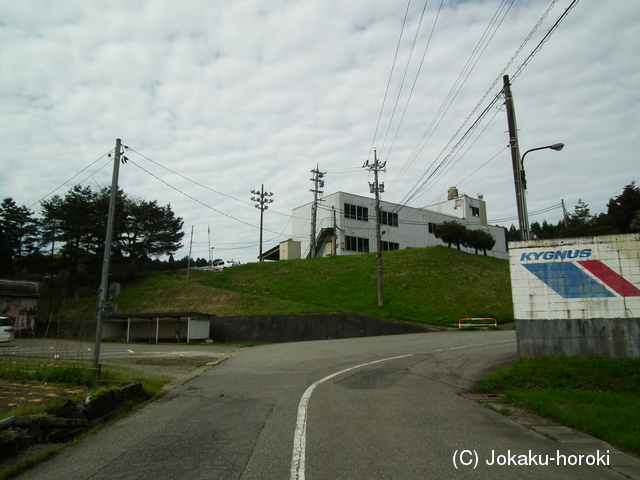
[[94, 138, 124, 372], [503, 75, 529, 241], [186, 225, 194, 283], [364, 149, 386, 307], [251, 185, 274, 262], [562, 199, 569, 228], [309, 165, 326, 258]]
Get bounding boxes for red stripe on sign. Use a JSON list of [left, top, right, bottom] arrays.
[[578, 261, 640, 297]]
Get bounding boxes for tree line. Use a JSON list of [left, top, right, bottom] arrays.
[[0, 185, 185, 295], [434, 222, 496, 255], [505, 182, 640, 241]]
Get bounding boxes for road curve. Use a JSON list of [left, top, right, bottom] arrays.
[[14, 331, 629, 479]]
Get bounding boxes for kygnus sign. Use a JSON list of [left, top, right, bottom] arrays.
[[508, 234, 640, 358]]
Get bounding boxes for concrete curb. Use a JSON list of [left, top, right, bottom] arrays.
[[161, 350, 243, 392], [461, 394, 640, 479]]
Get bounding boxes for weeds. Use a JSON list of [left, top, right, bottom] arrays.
[[475, 356, 640, 455]]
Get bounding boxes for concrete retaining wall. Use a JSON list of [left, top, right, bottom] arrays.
[[34, 313, 431, 343], [209, 313, 431, 343], [516, 318, 640, 358]]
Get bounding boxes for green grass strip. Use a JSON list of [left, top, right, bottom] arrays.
[[474, 356, 640, 455]]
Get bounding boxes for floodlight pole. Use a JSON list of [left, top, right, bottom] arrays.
[[94, 138, 122, 372], [251, 185, 274, 262]]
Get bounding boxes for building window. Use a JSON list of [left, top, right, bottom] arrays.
[[428, 223, 437, 234], [381, 241, 399, 251], [344, 203, 368, 221], [471, 206, 480, 217], [379, 210, 399, 227], [345, 235, 369, 252]]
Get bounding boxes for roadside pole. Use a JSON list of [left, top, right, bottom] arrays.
[[93, 138, 122, 372]]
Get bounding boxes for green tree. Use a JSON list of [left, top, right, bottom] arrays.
[[434, 221, 467, 250], [630, 211, 640, 232], [113, 195, 184, 279], [40, 185, 184, 291], [40, 186, 103, 293], [606, 182, 640, 233], [464, 229, 496, 256], [0, 198, 40, 278]]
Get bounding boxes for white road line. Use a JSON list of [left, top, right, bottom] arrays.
[[289, 338, 516, 480], [290, 353, 413, 480]]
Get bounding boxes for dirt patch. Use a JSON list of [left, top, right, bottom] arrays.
[[0, 380, 89, 413], [133, 356, 213, 368]]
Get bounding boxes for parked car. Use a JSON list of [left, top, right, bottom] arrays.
[[0, 317, 15, 343], [211, 260, 238, 272]]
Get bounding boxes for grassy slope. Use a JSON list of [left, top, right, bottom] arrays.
[[63, 246, 513, 326]]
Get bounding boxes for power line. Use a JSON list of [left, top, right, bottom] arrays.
[[127, 158, 287, 237], [367, 0, 412, 163], [126, 146, 254, 208], [393, 0, 574, 211], [29, 150, 113, 209], [387, 0, 514, 194], [377, 0, 431, 159], [489, 202, 563, 224], [381, 0, 445, 167]]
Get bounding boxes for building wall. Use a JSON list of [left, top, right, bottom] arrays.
[[425, 193, 487, 226], [509, 234, 640, 358], [0, 280, 39, 334], [292, 191, 507, 259], [280, 240, 301, 260]]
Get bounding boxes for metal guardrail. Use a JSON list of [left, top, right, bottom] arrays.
[[458, 318, 497, 328]]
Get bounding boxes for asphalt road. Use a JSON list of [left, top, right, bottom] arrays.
[[11, 331, 633, 479]]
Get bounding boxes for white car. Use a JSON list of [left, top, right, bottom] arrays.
[[0, 317, 15, 343], [211, 260, 238, 272]]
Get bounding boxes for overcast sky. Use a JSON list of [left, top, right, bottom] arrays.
[[1, 0, 637, 263]]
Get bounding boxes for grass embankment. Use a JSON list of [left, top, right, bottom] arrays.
[[61, 246, 513, 326], [474, 356, 640, 456]]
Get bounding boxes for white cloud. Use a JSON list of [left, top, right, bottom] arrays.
[[0, 0, 638, 262]]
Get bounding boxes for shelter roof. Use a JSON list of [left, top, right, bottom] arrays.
[[107, 312, 215, 320]]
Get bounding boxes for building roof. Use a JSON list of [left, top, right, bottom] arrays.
[[107, 311, 215, 320], [0, 279, 40, 297]]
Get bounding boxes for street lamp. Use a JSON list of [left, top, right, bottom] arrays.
[[518, 143, 565, 240], [250, 185, 274, 262]]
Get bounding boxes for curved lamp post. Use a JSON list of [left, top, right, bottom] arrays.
[[518, 143, 565, 240]]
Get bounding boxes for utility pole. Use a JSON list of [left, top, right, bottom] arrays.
[[364, 149, 386, 307], [251, 185, 274, 262], [503, 75, 529, 241], [94, 138, 125, 372], [186, 225, 194, 283], [309, 165, 326, 258]]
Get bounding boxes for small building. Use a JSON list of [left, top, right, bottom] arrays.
[[0, 279, 40, 335], [291, 188, 507, 259], [104, 312, 215, 343]]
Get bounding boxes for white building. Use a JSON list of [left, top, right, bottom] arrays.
[[289, 188, 507, 260]]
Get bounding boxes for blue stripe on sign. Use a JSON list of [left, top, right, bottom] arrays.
[[523, 262, 616, 298]]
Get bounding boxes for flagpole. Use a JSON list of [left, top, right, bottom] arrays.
[[208, 225, 211, 267]]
